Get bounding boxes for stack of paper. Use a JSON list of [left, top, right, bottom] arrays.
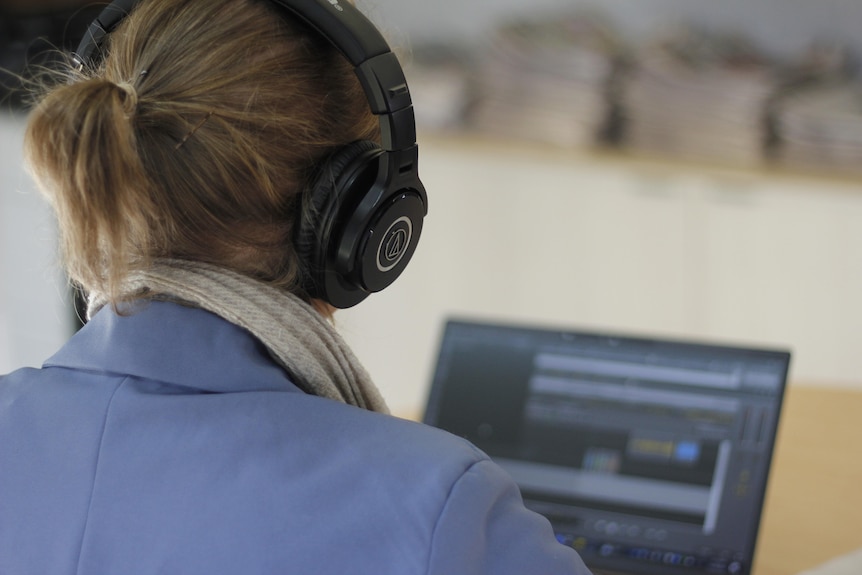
[[467, 12, 623, 149], [623, 25, 774, 167], [777, 84, 862, 176]]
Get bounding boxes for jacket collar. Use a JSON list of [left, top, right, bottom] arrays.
[[45, 300, 301, 395]]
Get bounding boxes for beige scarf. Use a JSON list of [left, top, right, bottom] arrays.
[[87, 259, 389, 414]]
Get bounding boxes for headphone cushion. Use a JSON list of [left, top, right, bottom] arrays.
[[295, 140, 382, 296]]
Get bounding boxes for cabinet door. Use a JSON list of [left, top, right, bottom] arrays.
[[398, 142, 697, 332], [699, 174, 862, 383], [570, 165, 696, 334]]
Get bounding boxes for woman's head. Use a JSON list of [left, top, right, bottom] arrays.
[[25, 0, 378, 304]]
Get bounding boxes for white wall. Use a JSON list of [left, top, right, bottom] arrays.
[[0, 112, 72, 374]]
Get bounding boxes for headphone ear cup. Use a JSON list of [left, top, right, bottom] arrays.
[[295, 140, 382, 301]]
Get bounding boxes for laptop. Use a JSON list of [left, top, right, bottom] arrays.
[[422, 318, 790, 575]]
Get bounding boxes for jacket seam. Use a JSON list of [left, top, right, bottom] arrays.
[[72, 377, 129, 575], [423, 456, 489, 575]]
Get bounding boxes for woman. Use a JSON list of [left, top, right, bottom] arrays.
[[0, 0, 592, 573]]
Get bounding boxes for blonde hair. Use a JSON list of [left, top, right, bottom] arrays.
[[25, 0, 378, 305]]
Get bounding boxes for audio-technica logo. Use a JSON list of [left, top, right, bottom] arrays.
[[326, 0, 344, 11], [385, 230, 407, 260], [377, 216, 412, 272]]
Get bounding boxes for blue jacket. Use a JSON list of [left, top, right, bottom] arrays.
[[0, 300, 591, 574]]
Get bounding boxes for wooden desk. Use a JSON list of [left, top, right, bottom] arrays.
[[754, 385, 862, 575]]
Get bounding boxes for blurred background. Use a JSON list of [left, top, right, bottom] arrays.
[[2, 0, 862, 415]]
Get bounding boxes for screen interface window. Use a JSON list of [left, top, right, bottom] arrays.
[[425, 322, 788, 575]]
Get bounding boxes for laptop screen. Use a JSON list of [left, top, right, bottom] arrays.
[[423, 319, 790, 575]]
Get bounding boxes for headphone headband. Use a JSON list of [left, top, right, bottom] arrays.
[[73, 0, 417, 153], [271, 0, 391, 64]]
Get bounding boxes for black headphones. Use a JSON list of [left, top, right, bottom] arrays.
[[73, 0, 427, 309]]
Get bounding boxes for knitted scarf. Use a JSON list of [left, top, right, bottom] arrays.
[[87, 259, 389, 414]]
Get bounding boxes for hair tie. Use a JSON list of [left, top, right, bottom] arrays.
[[115, 81, 139, 116]]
